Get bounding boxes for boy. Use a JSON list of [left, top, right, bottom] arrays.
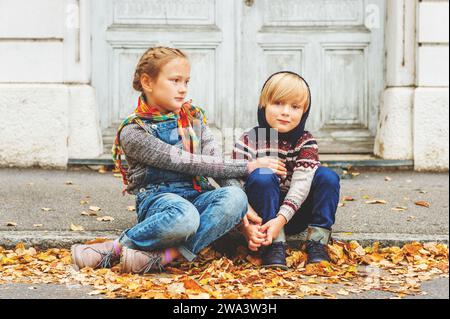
[[235, 71, 340, 269]]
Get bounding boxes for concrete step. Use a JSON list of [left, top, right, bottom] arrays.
[[69, 154, 413, 169], [0, 230, 446, 250]]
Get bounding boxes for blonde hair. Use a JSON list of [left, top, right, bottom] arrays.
[[133, 47, 188, 92], [259, 73, 310, 111]]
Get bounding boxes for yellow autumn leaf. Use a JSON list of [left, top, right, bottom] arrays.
[[365, 199, 387, 204], [96, 216, 114, 222], [70, 223, 84, 231], [36, 252, 57, 262]]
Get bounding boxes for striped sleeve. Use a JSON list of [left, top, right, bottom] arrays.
[[232, 130, 258, 161], [277, 135, 320, 223]]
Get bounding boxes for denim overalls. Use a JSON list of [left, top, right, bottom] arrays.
[[119, 118, 248, 261]]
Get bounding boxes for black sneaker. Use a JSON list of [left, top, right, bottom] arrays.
[[306, 240, 331, 264], [260, 242, 288, 270]]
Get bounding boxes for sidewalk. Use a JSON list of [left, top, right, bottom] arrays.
[[0, 167, 448, 249]]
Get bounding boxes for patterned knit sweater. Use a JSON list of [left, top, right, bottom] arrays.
[[232, 128, 321, 223]]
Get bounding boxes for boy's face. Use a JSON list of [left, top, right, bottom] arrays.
[[264, 98, 306, 133]]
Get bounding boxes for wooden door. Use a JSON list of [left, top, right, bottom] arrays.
[[237, 0, 385, 153]]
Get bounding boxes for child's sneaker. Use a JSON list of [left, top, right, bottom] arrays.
[[305, 226, 331, 264], [260, 242, 288, 270], [120, 246, 165, 274], [71, 241, 119, 269]]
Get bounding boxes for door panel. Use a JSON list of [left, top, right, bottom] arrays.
[[92, 0, 233, 132], [238, 0, 385, 153]]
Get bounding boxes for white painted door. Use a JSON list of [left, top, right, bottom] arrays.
[[92, 0, 385, 154], [237, 0, 385, 153], [91, 0, 236, 154]]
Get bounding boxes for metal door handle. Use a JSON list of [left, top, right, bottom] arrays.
[[244, 0, 254, 7]]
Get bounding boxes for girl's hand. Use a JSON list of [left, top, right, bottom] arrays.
[[240, 216, 267, 251], [259, 215, 287, 246], [245, 205, 262, 226], [247, 157, 287, 177]]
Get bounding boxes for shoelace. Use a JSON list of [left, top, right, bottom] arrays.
[[83, 247, 117, 269], [138, 252, 165, 274]]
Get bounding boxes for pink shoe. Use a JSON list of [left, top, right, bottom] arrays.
[[71, 241, 119, 269], [120, 246, 164, 274]]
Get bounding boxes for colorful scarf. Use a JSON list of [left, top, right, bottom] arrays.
[[112, 95, 209, 193]]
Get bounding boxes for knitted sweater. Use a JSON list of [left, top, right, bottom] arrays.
[[232, 128, 320, 223], [119, 120, 248, 194]]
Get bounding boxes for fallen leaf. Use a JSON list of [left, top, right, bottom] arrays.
[[80, 200, 89, 205], [246, 255, 262, 266], [127, 206, 136, 212], [41, 208, 52, 212], [343, 196, 355, 202], [84, 238, 110, 245], [337, 289, 349, 296], [113, 174, 122, 178], [183, 278, 204, 291], [351, 172, 360, 177], [362, 195, 371, 199], [89, 206, 101, 212], [338, 202, 345, 207], [365, 199, 387, 205], [415, 201, 430, 208], [65, 181, 74, 185], [167, 283, 186, 295], [392, 206, 408, 212], [188, 292, 210, 299], [70, 223, 84, 231], [81, 211, 97, 216], [33, 224, 43, 228], [385, 176, 392, 181], [6, 222, 17, 227], [96, 216, 114, 222]]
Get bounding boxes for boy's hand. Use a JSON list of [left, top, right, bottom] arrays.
[[240, 206, 266, 251], [260, 215, 287, 246]]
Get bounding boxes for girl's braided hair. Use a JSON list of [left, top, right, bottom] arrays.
[[132, 47, 188, 92]]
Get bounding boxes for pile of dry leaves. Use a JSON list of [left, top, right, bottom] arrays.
[[0, 240, 448, 299]]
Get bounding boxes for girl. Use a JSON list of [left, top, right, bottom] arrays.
[[236, 71, 340, 269], [71, 47, 286, 274]]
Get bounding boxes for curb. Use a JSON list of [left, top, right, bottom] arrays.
[[0, 231, 448, 250]]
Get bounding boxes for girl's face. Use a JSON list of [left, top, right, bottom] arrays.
[[142, 57, 191, 113], [264, 98, 306, 133]]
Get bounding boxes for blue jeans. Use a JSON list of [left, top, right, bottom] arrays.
[[119, 182, 248, 262], [244, 166, 340, 240]]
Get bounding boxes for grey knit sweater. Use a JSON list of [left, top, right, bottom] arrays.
[[120, 122, 247, 194]]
